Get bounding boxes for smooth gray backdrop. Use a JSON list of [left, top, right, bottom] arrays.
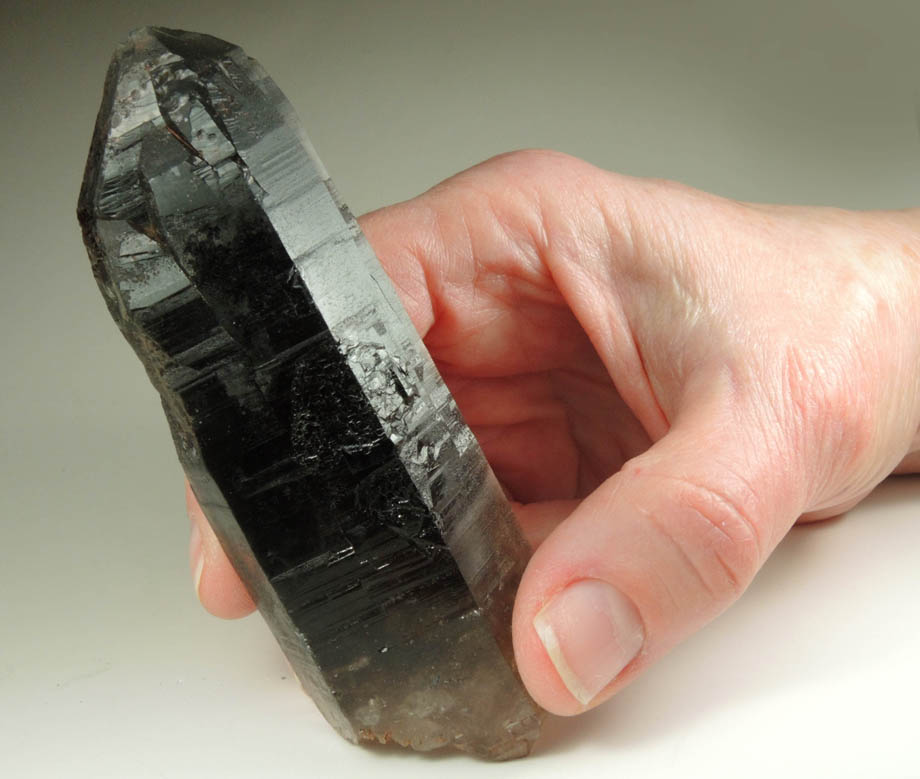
[[2, 2, 918, 777]]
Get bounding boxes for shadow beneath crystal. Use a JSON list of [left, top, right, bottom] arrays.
[[353, 739, 472, 762]]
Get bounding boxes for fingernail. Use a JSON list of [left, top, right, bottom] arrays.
[[189, 521, 204, 601], [533, 579, 645, 706]]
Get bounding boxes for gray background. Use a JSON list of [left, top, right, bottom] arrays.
[[2, 1, 918, 777]]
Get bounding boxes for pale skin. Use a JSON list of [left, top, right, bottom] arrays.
[[185, 150, 920, 716]]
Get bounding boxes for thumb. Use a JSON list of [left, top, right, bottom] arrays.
[[512, 391, 806, 714]]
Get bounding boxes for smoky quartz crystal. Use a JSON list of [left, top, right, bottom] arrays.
[[77, 27, 541, 759]]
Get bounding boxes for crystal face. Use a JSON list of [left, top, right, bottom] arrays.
[[77, 27, 541, 759]]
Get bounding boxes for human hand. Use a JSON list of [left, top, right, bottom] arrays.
[[186, 150, 920, 715]]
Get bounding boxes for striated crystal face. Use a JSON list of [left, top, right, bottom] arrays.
[[77, 27, 541, 759]]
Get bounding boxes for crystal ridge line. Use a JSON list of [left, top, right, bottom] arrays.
[[77, 27, 541, 759]]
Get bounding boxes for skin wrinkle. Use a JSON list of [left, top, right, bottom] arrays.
[[510, 295, 558, 382], [552, 363, 650, 492], [626, 324, 670, 437], [696, 368, 795, 550], [545, 210, 666, 445], [633, 502, 713, 618], [658, 505, 742, 608], [593, 181, 696, 437], [363, 200, 444, 337], [430, 296, 586, 377], [730, 435, 785, 547], [433, 194, 475, 301], [360, 204, 440, 338], [645, 471, 766, 572], [412, 217, 445, 335], [482, 181, 554, 294], [425, 186, 577, 378], [785, 330, 880, 509]]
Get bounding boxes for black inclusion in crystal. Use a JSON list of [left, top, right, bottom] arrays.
[[78, 27, 541, 759]]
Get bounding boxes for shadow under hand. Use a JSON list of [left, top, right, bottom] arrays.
[[532, 475, 920, 756]]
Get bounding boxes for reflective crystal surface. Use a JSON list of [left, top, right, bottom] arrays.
[[77, 27, 541, 759]]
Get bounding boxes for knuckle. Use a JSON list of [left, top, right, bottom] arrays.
[[486, 148, 581, 171], [478, 149, 604, 196], [650, 473, 765, 604]]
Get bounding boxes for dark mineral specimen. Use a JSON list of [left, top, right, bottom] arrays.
[[77, 27, 541, 759]]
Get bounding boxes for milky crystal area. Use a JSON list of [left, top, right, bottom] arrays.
[[78, 27, 541, 759]]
